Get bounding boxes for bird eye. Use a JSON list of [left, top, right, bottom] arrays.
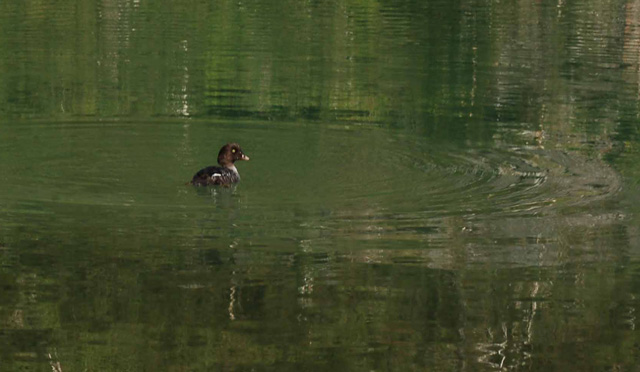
[[232, 149, 236, 153]]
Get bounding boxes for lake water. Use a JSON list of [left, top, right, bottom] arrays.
[[1, 0, 640, 371]]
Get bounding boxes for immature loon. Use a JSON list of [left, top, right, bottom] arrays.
[[190, 143, 250, 186]]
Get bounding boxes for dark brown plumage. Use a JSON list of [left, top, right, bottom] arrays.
[[190, 143, 250, 186]]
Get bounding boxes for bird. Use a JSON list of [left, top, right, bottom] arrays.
[[189, 143, 250, 186]]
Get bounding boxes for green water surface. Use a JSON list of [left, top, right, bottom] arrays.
[[1, 0, 640, 371]]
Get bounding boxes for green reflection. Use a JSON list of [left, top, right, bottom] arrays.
[[0, 0, 640, 371]]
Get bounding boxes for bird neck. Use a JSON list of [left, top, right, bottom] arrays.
[[225, 164, 239, 175]]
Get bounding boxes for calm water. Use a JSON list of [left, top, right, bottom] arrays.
[[1, 0, 640, 371]]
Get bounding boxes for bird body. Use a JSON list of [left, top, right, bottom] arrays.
[[190, 143, 249, 186]]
